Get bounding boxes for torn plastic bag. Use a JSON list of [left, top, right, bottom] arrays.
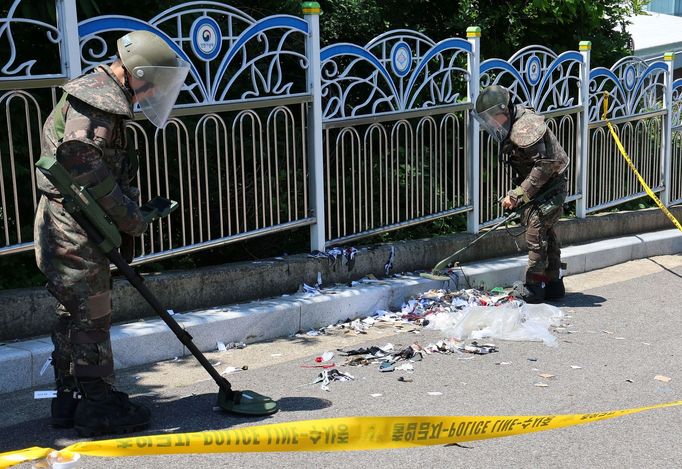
[[426, 302, 564, 346]]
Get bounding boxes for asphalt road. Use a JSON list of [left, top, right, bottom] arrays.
[[2, 255, 681, 468]]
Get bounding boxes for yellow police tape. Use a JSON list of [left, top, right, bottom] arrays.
[[1, 400, 681, 468], [602, 92, 682, 232]]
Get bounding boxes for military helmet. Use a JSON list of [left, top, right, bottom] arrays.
[[116, 30, 190, 128], [473, 85, 513, 143], [475, 85, 511, 114], [117, 30, 178, 75]]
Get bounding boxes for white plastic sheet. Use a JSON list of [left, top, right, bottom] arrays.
[[426, 302, 564, 346]]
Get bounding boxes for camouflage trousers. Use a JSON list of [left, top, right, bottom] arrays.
[[34, 196, 115, 388], [521, 196, 564, 285]]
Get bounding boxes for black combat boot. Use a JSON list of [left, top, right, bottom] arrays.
[[51, 360, 80, 428], [522, 282, 546, 304], [51, 388, 81, 428], [74, 379, 151, 437], [545, 278, 565, 300]]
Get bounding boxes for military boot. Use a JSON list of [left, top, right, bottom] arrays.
[[522, 283, 546, 304], [522, 273, 547, 304], [545, 278, 565, 300], [545, 263, 567, 300], [51, 361, 80, 428], [74, 379, 151, 437], [51, 388, 81, 428]]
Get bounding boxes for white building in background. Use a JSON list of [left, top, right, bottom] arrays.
[[628, 2, 682, 77]]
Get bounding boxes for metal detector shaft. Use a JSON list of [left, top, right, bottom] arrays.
[[431, 210, 520, 272], [71, 211, 234, 396]]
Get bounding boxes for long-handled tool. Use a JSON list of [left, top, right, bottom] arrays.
[[420, 209, 522, 281], [421, 177, 566, 282], [37, 157, 278, 416]]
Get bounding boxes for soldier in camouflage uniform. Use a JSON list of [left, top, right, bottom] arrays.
[[34, 30, 188, 436], [474, 85, 569, 303]]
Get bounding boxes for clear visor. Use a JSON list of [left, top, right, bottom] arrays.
[[473, 103, 510, 143], [131, 59, 190, 128]]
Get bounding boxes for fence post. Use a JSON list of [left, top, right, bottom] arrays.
[[576, 40, 591, 218], [56, 0, 82, 79], [302, 2, 326, 252], [661, 51, 674, 207], [466, 26, 481, 234]]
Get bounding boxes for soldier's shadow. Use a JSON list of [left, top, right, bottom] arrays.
[[144, 393, 332, 434], [548, 292, 606, 308], [0, 394, 332, 453]]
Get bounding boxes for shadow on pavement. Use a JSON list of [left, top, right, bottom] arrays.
[[277, 396, 332, 412], [0, 393, 331, 453], [549, 292, 607, 308]]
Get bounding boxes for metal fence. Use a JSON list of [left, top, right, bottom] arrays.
[[320, 31, 474, 244], [0, 0, 680, 267]]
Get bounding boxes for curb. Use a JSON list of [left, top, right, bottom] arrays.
[[1, 228, 680, 395]]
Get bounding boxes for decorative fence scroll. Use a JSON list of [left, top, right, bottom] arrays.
[[478, 46, 584, 226], [321, 30, 473, 244], [587, 56, 668, 212]]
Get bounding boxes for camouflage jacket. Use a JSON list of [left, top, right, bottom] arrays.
[[502, 105, 569, 204], [36, 64, 147, 236]]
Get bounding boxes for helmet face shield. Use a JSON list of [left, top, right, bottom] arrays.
[[473, 103, 511, 143], [130, 59, 190, 128]]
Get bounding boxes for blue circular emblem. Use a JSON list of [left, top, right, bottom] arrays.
[[190, 16, 221, 62], [527, 56, 542, 85], [391, 42, 412, 77], [624, 65, 636, 90]]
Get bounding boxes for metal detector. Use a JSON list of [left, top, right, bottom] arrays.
[[36, 156, 278, 416]]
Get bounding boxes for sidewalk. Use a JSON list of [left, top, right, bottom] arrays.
[[1, 228, 680, 395]]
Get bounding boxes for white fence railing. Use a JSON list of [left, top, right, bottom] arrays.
[[0, 0, 679, 263]]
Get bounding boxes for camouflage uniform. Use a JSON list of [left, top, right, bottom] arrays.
[[34, 65, 147, 390], [503, 105, 569, 285]]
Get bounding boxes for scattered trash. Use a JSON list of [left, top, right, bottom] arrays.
[[39, 450, 81, 469], [654, 375, 672, 383], [395, 363, 414, 372], [312, 369, 355, 391], [426, 302, 563, 346], [462, 342, 498, 355], [217, 341, 246, 351], [302, 283, 322, 297], [315, 351, 334, 363], [39, 357, 52, 376], [379, 360, 395, 372], [223, 365, 248, 375], [384, 246, 395, 275]]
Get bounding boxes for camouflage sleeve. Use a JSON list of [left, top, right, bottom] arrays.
[[57, 97, 148, 236], [509, 137, 561, 203]]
